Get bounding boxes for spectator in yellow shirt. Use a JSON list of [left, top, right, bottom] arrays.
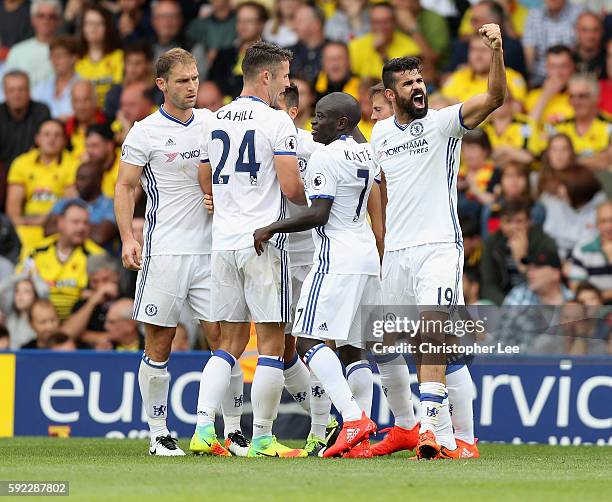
[[459, 129, 497, 209], [76, 5, 124, 109], [6, 119, 78, 248], [65, 80, 107, 159], [83, 123, 119, 200], [526, 45, 575, 125], [441, 35, 527, 107], [483, 91, 546, 166], [551, 74, 612, 170], [458, 0, 528, 39], [314, 41, 360, 101], [349, 3, 420, 80], [18, 200, 106, 320]]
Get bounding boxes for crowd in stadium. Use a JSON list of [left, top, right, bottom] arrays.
[[0, 0, 610, 354]]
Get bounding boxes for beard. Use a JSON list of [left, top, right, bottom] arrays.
[[396, 92, 429, 120]]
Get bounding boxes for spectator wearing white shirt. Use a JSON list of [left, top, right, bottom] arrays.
[[523, 0, 583, 86], [540, 165, 606, 259], [5, 0, 62, 88], [32, 35, 80, 121]]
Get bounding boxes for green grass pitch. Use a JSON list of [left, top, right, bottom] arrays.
[[1, 438, 610, 501]]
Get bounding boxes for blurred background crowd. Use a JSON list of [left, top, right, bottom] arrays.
[[0, 0, 610, 355]]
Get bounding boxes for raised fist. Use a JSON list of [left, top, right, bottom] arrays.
[[479, 23, 503, 51]]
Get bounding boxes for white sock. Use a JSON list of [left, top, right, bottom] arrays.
[[251, 355, 284, 439], [305, 344, 361, 422], [283, 352, 311, 414], [446, 364, 475, 444], [221, 361, 244, 438], [309, 373, 331, 438], [139, 355, 170, 438], [419, 381, 445, 434], [346, 360, 373, 417], [437, 393, 457, 450], [419, 381, 455, 450], [376, 354, 417, 430], [196, 350, 234, 428]]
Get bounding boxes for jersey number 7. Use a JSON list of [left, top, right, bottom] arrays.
[[353, 169, 369, 222], [212, 129, 261, 184]]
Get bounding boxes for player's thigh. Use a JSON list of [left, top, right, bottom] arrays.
[[285, 264, 312, 335], [133, 255, 187, 327], [186, 254, 213, 323], [413, 243, 465, 309], [293, 273, 365, 343], [211, 250, 249, 322], [341, 275, 382, 350], [382, 249, 416, 305], [240, 244, 291, 323]]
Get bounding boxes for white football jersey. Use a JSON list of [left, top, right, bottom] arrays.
[[286, 127, 319, 266], [306, 136, 379, 275], [121, 106, 213, 256], [370, 103, 469, 251], [201, 96, 298, 251]]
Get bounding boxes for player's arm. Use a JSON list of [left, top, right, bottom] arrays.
[[367, 182, 384, 260], [274, 155, 306, 205], [114, 160, 144, 270], [198, 160, 215, 213], [459, 24, 507, 129], [253, 198, 333, 255]]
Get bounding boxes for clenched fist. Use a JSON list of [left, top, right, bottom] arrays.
[[479, 23, 503, 51]]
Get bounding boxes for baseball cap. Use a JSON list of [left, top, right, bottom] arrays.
[[522, 250, 562, 270]]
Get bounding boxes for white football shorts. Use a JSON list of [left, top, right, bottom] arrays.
[[211, 244, 291, 323], [292, 271, 382, 348], [382, 242, 464, 312], [133, 254, 211, 326]]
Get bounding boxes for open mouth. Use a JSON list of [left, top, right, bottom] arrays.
[[412, 92, 425, 109]]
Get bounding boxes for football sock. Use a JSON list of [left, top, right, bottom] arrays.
[[446, 363, 475, 444], [305, 344, 361, 422], [283, 352, 311, 414], [346, 360, 373, 417], [437, 392, 457, 450], [419, 381, 445, 434], [196, 350, 234, 428], [252, 356, 285, 439], [376, 354, 417, 430], [221, 360, 244, 438], [309, 373, 332, 439], [139, 355, 170, 438]]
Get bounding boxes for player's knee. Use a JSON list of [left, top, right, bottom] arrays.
[[296, 337, 319, 358], [337, 345, 363, 365], [283, 334, 297, 360]]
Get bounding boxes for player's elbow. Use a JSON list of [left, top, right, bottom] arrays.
[[487, 91, 505, 110], [313, 208, 330, 226], [282, 182, 306, 205]]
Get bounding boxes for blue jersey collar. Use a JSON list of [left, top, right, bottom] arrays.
[[159, 104, 194, 126]]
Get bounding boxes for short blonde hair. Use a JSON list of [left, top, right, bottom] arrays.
[[156, 48, 196, 80]]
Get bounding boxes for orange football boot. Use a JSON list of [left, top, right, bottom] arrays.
[[323, 412, 376, 458], [342, 437, 373, 458], [415, 430, 441, 460], [371, 423, 419, 456], [449, 438, 480, 459]]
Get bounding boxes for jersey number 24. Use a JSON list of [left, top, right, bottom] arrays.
[[212, 129, 261, 185]]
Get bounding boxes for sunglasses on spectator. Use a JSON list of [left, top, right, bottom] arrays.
[[569, 93, 592, 99]]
